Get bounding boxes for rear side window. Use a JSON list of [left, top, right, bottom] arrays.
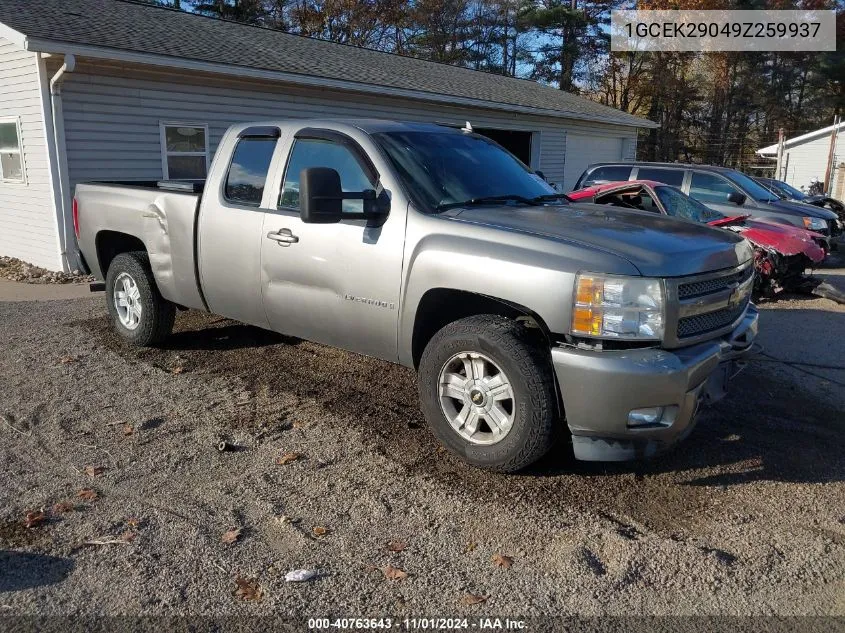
[[582, 165, 632, 186], [224, 137, 277, 205], [689, 172, 740, 204], [636, 167, 684, 187]]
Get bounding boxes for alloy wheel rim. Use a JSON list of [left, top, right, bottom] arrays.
[[113, 272, 142, 330], [437, 351, 515, 445]]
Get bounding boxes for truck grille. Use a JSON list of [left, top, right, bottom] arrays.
[[664, 262, 755, 347], [678, 266, 753, 299], [677, 298, 750, 339]]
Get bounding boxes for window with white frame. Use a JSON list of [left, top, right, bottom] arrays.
[[0, 117, 25, 183], [160, 123, 209, 180]]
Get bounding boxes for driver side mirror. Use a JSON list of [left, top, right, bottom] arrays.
[[300, 167, 389, 224], [727, 191, 746, 206]]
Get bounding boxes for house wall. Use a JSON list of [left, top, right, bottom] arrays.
[[53, 58, 638, 198], [783, 132, 841, 190], [0, 36, 60, 270]]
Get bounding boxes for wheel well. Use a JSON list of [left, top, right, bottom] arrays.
[[411, 288, 552, 369], [95, 231, 146, 276]]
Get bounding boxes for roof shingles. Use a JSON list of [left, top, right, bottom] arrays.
[[0, 0, 655, 128]]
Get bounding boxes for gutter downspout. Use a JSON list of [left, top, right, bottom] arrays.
[[48, 54, 76, 271]]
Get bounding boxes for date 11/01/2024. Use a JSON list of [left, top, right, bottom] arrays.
[[308, 617, 528, 630]]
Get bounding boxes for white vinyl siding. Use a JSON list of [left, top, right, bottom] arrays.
[[52, 58, 638, 197], [0, 36, 60, 270], [782, 134, 841, 192]]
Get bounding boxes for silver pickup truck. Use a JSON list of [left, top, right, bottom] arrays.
[[74, 119, 758, 472]]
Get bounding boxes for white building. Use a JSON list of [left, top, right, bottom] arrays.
[[0, 0, 656, 271], [756, 121, 844, 196]]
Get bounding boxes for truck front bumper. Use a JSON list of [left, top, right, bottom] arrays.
[[551, 305, 758, 461]]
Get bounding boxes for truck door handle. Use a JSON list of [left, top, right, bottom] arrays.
[[266, 229, 299, 246]]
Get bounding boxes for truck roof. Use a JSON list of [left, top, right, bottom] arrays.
[[229, 118, 471, 136]]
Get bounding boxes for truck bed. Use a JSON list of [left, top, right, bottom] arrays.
[[74, 181, 206, 311]]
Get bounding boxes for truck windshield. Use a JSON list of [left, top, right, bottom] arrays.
[[724, 170, 780, 202], [372, 131, 555, 212], [772, 179, 807, 200]]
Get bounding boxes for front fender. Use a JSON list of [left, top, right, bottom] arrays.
[[396, 215, 639, 366]]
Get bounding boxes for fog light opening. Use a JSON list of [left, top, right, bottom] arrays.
[[627, 405, 679, 429]]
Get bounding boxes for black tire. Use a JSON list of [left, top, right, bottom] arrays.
[[418, 315, 558, 473], [105, 251, 175, 346]]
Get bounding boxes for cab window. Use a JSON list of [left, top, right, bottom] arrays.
[[689, 172, 741, 204], [280, 138, 372, 213], [224, 137, 277, 206]]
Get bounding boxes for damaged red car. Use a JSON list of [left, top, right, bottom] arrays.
[[568, 180, 826, 297]]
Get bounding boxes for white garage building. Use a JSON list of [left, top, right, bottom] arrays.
[[756, 121, 844, 195], [0, 0, 656, 271]]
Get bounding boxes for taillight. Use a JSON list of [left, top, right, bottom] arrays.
[[72, 198, 80, 239]]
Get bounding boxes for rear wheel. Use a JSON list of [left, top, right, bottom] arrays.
[[418, 315, 558, 472], [105, 252, 175, 346]]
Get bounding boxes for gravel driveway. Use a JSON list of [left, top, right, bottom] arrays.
[[1, 263, 843, 622]]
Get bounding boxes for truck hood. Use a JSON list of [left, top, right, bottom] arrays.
[[763, 198, 838, 221], [446, 203, 751, 277]]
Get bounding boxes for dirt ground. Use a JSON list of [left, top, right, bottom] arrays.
[[0, 256, 843, 624]]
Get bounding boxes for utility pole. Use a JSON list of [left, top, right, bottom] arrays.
[[823, 115, 840, 195], [775, 127, 785, 181]]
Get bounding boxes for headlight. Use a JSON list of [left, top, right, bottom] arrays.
[[802, 217, 827, 231], [571, 273, 664, 340]]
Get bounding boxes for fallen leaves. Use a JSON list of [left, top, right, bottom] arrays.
[[76, 488, 98, 501], [386, 540, 407, 553], [275, 452, 303, 465], [382, 565, 408, 580], [460, 593, 488, 606], [119, 530, 137, 543], [233, 576, 262, 601], [58, 355, 75, 364], [83, 465, 106, 478], [491, 553, 513, 569], [24, 510, 46, 529], [51, 501, 75, 515], [221, 527, 242, 544], [312, 526, 330, 537]]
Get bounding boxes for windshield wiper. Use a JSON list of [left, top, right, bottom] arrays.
[[436, 194, 542, 211], [531, 193, 573, 203]]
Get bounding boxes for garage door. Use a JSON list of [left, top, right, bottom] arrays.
[[562, 135, 624, 192]]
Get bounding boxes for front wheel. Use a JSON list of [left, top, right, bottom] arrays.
[[418, 315, 559, 472], [105, 251, 175, 346]]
